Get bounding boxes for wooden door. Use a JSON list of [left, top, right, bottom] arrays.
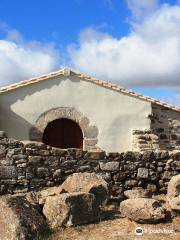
[[43, 118, 83, 149]]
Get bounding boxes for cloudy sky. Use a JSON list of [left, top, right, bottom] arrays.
[[0, 0, 179, 106]]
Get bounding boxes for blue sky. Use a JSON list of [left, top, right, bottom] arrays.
[[0, 0, 180, 106]]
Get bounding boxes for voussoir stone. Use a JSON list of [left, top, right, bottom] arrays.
[[167, 174, 180, 200], [60, 172, 109, 205], [43, 192, 100, 229], [0, 195, 49, 240], [120, 198, 166, 223]]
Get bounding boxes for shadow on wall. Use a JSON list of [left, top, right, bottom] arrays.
[[0, 76, 80, 140], [151, 103, 180, 150], [0, 76, 99, 150]]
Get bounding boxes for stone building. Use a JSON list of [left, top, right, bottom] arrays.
[[0, 68, 179, 152]]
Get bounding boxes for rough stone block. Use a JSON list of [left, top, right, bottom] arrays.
[[43, 192, 100, 228], [100, 161, 119, 171], [0, 166, 17, 179], [29, 156, 42, 164], [120, 198, 166, 223], [88, 150, 105, 160], [36, 167, 50, 178], [0, 195, 49, 240], [137, 168, 149, 179], [61, 172, 109, 205]]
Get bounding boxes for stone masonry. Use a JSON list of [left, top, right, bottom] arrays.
[[0, 135, 179, 198], [132, 103, 180, 152], [132, 129, 160, 151], [151, 103, 180, 150]]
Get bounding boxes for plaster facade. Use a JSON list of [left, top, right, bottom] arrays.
[[0, 75, 151, 152]]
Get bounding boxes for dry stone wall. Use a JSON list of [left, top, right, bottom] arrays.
[[151, 103, 180, 150], [0, 135, 179, 198], [132, 104, 180, 151], [132, 130, 160, 151]]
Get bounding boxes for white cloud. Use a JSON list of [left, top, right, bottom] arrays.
[[127, 0, 159, 20], [69, 3, 180, 93], [0, 27, 60, 86]]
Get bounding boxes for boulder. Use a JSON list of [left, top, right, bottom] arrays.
[[43, 192, 100, 229], [120, 198, 166, 223], [38, 186, 65, 205], [61, 172, 109, 205], [169, 196, 180, 212], [124, 187, 152, 199], [0, 195, 49, 240], [167, 174, 180, 200]]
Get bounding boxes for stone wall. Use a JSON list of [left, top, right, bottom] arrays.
[[132, 130, 160, 151], [132, 104, 180, 151], [151, 103, 180, 150], [0, 135, 179, 198]]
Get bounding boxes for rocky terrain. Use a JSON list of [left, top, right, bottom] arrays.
[[0, 172, 179, 240]]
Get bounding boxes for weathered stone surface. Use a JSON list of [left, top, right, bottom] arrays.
[[169, 196, 180, 212], [0, 146, 6, 158], [0, 195, 49, 240], [167, 174, 180, 200], [0, 166, 17, 179], [88, 150, 105, 160], [36, 167, 50, 178], [38, 186, 64, 205], [124, 187, 152, 199], [125, 179, 138, 188], [43, 192, 100, 229], [61, 172, 109, 205], [120, 198, 166, 223], [137, 168, 149, 179], [99, 161, 119, 171], [113, 172, 126, 181], [146, 183, 157, 193], [28, 156, 42, 164], [53, 169, 62, 179], [0, 135, 180, 197]]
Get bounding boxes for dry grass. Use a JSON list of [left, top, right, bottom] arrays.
[[49, 204, 180, 240]]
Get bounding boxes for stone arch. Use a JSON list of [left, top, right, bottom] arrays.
[[29, 107, 99, 150]]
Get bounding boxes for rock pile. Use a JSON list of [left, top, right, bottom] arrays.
[[120, 174, 180, 223], [0, 172, 179, 239], [0, 172, 108, 239]]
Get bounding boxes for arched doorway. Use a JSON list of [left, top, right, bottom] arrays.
[[42, 118, 83, 149]]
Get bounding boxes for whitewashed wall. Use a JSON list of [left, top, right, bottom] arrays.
[[0, 76, 151, 152]]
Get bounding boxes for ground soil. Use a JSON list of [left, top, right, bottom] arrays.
[[49, 203, 180, 240]]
